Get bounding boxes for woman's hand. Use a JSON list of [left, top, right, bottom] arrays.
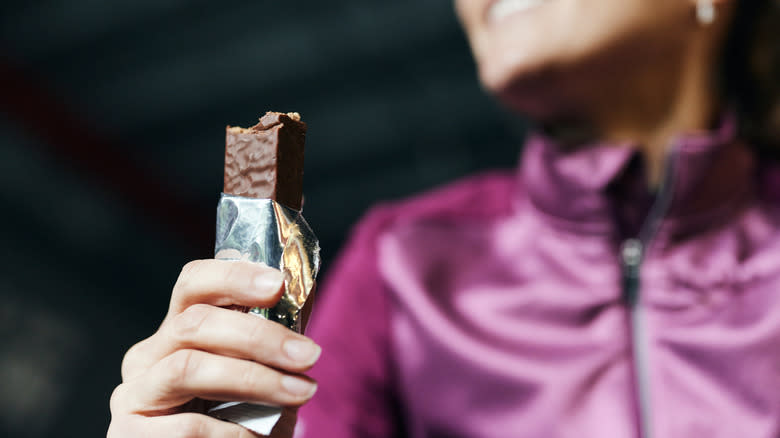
[[108, 260, 321, 437]]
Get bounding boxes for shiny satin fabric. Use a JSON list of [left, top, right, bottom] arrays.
[[299, 115, 780, 438]]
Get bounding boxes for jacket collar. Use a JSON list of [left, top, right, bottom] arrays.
[[520, 113, 755, 241]]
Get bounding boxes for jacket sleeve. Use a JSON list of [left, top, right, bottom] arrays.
[[295, 206, 402, 438]]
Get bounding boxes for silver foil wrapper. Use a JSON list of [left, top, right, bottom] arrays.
[[208, 193, 320, 435]]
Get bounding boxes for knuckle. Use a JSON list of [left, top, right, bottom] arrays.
[[163, 349, 199, 389], [120, 344, 139, 381], [246, 317, 271, 354], [239, 361, 259, 392], [174, 260, 205, 295], [106, 419, 127, 438], [223, 261, 249, 287], [120, 338, 152, 381], [180, 260, 203, 278], [171, 304, 211, 343], [109, 384, 127, 414]]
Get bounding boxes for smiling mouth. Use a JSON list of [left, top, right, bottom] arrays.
[[487, 0, 547, 23]]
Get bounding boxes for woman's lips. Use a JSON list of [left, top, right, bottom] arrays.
[[487, 0, 547, 24]]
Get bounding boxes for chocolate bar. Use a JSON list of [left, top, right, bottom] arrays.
[[224, 111, 306, 210], [211, 111, 320, 435]]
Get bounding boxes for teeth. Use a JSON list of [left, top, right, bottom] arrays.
[[488, 0, 546, 22]]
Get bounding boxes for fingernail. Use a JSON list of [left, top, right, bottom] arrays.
[[281, 375, 317, 398], [253, 271, 284, 294], [283, 339, 322, 364]]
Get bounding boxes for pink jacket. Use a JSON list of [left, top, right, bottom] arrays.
[[297, 116, 780, 438]]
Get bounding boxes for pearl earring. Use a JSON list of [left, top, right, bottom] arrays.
[[697, 0, 716, 25]]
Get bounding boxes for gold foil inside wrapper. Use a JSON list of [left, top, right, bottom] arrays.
[[208, 193, 320, 434], [213, 194, 319, 331]]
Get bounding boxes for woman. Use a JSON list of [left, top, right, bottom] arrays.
[[108, 0, 779, 437]]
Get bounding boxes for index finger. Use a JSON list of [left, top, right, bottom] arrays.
[[166, 259, 285, 320]]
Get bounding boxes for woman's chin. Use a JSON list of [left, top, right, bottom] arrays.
[[478, 58, 569, 122]]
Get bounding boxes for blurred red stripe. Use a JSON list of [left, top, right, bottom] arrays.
[[0, 60, 213, 254]]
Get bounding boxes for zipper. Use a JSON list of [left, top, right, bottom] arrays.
[[622, 238, 653, 438], [621, 145, 679, 438]]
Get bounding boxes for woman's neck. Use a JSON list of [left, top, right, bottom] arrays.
[[545, 65, 720, 188], [594, 57, 721, 186], [541, 15, 732, 187]]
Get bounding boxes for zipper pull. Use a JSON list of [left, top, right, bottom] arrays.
[[621, 238, 643, 307]]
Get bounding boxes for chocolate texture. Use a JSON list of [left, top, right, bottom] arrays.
[[224, 112, 306, 210]]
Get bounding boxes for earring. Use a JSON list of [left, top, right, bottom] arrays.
[[697, 0, 716, 25]]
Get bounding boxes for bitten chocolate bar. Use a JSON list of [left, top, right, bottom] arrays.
[[224, 111, 306, 210], [210, 112, 320, 436]]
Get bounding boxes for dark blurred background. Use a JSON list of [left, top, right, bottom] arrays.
[[0, 1, 525, 436]]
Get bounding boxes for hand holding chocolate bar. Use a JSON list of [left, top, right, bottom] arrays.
[[108, 260, 319, 438], [107, 113, 320, 438]]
